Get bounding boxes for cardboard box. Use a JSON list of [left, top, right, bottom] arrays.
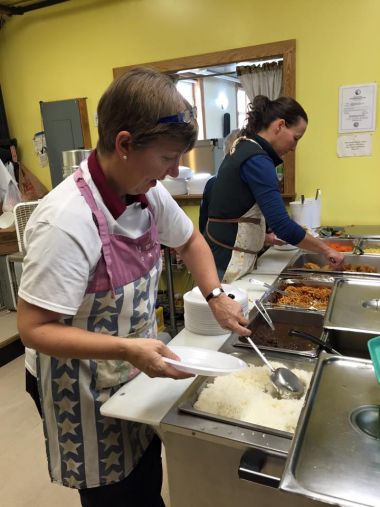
[[0, 227, 18, 255], [155, 306, 165, 333]]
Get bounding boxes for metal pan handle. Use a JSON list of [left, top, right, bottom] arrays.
[[238, 449, 281, 488]]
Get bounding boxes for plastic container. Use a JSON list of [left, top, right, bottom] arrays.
[[368, 336, 380, 383], [290, 197, 321, 230], [155, 306, 165, 333]]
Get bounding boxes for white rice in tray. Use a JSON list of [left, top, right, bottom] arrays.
[[194, 362, 312, 433]]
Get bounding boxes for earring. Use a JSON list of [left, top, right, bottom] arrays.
[[123, 155, 128, 160]]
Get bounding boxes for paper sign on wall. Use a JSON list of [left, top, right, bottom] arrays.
[[339, 83, 377, 133], [337, 133, 372, 157], [32, 131, 48, 167]]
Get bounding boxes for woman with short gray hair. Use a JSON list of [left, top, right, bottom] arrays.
[[18, 67, 250, 507]]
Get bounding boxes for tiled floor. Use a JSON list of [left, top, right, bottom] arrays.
[[0, 310, 18, 346], [0, 355, 170, 507]]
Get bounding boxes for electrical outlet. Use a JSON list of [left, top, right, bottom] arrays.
[[94, 112, 98, 127]]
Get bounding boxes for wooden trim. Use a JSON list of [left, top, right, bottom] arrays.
[[113, 40, 295, 83], [235, 83, 239, 127], [77, 98, 92, 149], [199, 78, 207, 138], [113, 39, 296, 196]]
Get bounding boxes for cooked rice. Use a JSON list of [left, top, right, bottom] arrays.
[[194, 362, 312, 433]]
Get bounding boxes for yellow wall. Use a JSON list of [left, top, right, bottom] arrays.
[[0, 0, 379, 226]]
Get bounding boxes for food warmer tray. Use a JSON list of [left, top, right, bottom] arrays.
[[177, 375, 293, 441], [343, 224, 380, 239], [322, 278, 380, 360], [357, 238, 380, 255], [319, 237, 357, 252], [282, 252, 380, 278], [327, 238, 380, 255], [281, 354, 380, 507], [260, 275, 335, 313], [175, 343, 316, 445], [233, 307, 324, 358]]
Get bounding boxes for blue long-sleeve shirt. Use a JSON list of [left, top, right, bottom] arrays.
[[241, 154, 305, 245]]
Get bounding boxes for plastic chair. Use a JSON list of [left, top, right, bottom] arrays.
[[6, 201, 39, 308]]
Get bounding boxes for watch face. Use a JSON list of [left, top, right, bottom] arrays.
[[206, 287, 224, 301]]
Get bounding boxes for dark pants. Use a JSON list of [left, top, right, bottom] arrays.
[[25, 368, 42, 416], [79, 435, 166, 507]]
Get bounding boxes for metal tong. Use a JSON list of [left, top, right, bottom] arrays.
[[253, 299, 275, 331], [353, 239, 365, 255], [249, 278, 287, 296]]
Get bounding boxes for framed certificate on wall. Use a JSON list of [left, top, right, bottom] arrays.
[[339, 83, 377, 133]]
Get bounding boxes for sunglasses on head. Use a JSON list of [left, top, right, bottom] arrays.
[[157, 106, 197, 124]]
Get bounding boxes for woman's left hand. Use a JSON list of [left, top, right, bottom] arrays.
[[208, 294, 250, 336]]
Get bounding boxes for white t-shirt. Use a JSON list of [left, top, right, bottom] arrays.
[[21, 160, 193, 375]]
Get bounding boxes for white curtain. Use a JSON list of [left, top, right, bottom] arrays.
[[237, 62, 283, 101]]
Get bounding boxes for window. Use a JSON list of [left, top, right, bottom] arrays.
[[237, 87, 250, 129], [176, 79, 205, 140], [176, 80, 194, 106]]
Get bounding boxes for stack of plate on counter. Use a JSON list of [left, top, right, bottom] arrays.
[[186, 172, 212, 195], [161, 166, 194, 196], [184, 284, 249, 335], [161, 176, 187, 195]]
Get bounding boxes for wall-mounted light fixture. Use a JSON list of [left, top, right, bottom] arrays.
[[216, 92, 229, 110]]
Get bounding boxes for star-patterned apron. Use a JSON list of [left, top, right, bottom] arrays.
[[36, 168, 162, 489]]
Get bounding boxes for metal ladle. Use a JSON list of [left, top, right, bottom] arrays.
[[246, 336, 305, 397]]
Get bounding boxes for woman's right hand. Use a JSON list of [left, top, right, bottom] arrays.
[[325, 248, 345, 268], [124, 338, 194, 380]]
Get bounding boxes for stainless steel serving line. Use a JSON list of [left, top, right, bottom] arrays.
[[160, 270, 380, 507], [100, 245, 380, 507], [161, 339, 380, 507]]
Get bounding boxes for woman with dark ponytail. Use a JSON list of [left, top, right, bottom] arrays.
[[205, 95, 344, 283]]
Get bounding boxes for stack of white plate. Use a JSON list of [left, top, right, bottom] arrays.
[[186, 172, 212, 195], [178, 165, 193, 179], [161, 176, 187, 195], [184, 284, 249, 336]]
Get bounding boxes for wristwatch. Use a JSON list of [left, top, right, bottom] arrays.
[[205, 287, 225, 302]]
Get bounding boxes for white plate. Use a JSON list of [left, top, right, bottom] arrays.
[[273, 244, 298, 251], [163, 346, 248, 376]]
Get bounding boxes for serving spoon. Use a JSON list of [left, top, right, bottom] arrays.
[[246, 336, 305, 397], [288, 329, 342, 355]]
